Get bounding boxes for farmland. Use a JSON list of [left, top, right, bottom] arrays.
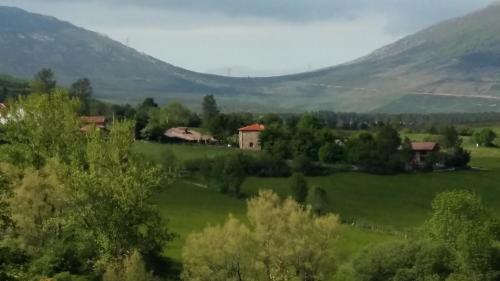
[[139, 136, 500, 275]]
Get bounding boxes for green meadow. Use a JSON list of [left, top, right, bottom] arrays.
[[138, 139, 500, 271]]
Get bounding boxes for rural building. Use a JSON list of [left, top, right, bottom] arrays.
[[164, 127, 216, 143], [80, 115, 107, 132], [238, 123, 265, 150], [410, 142, 439, 167]]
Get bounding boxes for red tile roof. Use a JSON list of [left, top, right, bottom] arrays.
[[238, 123, 265, 132], [411, 142, 438, 151]]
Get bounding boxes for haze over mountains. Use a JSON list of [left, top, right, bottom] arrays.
[[1, 4, 500, 112]]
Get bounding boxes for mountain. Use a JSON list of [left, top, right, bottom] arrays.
[[1, 5, 500, 113], [264, 2, 500, 113], [0, 6, 267, 111]]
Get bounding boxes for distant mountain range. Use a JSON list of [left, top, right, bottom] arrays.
[[1, 4, 500, 113]]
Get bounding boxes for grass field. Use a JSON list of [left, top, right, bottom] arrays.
[[136, 139, 500, 276]]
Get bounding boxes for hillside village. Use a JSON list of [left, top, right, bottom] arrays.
[[3, 2, 500, 281]]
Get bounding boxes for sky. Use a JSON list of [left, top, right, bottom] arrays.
[[1, 0, 497, 76]]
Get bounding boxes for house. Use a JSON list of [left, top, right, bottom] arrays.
[[238, 123, 265, 150], [80, 115, 107, 132], [164, 127, 216, 143], [410, 142, 439, 167]]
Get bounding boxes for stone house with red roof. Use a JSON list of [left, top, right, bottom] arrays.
[[410, 142, 439, 167], [238, 123, 265, 150]]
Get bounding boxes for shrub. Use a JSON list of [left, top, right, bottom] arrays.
[[289, 173, 308, 204], [318, 143, 344, 164]]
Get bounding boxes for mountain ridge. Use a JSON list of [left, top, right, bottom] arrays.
[[1, 5, 500, 112]]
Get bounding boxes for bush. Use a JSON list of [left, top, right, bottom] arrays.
[[443, 147, 470, 168], [289, 173, 308, 204], [473, 128, 497, 147], [318, 143, 344, 164], [292, 155, 317, 176]]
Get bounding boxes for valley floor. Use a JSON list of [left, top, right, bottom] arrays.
[[134, 136, 500, 279]]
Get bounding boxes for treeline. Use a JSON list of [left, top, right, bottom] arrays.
[[0, 92, 173, 280]]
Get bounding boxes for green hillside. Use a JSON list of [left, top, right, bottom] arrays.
[[2, 4, 500, 112]]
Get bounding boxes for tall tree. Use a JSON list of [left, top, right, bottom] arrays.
[[69, 78, 93, 114], [31, 68, 57, 94], [290, 172, 309, 204], [202, 94, 219, 128]]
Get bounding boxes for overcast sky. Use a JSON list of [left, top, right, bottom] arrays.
[[1, 0, 497, 76]]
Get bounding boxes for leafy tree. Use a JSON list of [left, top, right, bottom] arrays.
[[0, 86, 7, 101], [182, 216, 253, 281], [297, 113, 324, 131], [259, 124, 291, 159], [318, 143, 343, 164], [443, 146, 470, 168], [424, 191, 500, 279], [290, 172, 308, 204], [103, 250, 156, 281], [140, 98, 158, 109], [312, 187, 329, 215], [0, 90, 84, 168], [68, 121, 173, 267], [31, 68, 57, 94], [202, 94, 219, 128], [440, 126, 462, 148], [69, 78, 93, 114], [182, 190, 341, 281], [473, 128, 497, 147]]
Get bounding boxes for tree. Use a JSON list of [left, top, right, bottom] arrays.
[[290, 172, 309, 204], [31, 68, 57, 94], [424, 191, 500, 279], [140, 98, 158, 109], [202, 94, 219, 128], [69, 78, 93, 114], [68, 121, 173, 266], [318, 143, 343, 164], [312, 187, 328, 215], [182, 190, 341, 281], [103, 250, 156, 281], [440, 126, 462, 148], [0, 90, 84, 168], [259, 124, 291, 159], [474, 128, 497, 147], [182, 216, 253, 281]]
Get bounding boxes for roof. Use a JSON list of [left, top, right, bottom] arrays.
[[411, 142, 438, 151], [81, 116, 106, 124], [164, 127, 215, 142], [238, 123, 265, 132]]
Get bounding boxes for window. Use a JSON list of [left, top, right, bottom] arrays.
[[249, 142, 254, 148]]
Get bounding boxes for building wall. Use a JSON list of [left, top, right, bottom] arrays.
[[239, 131, 261, 150]]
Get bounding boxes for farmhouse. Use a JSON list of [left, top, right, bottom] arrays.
[[164, 127, 216, 143], [238, 123, 265, 150], [80, 115, 107, 132], [410, 142, 439, 167]]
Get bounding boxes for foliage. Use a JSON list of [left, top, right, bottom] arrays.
[[69, 78, 93, 115], [30, 68, 57, 94], [201, 94, 219, 129], [289, 173, 308, 204], [182, 190, 341, 281], [0, 90, 84, 168], [473, 128, 497, 147], [440, 126, 462, 148], [103, 250, 156, 281], [312, 187, 328, 216], [352, 191, 500, 281], [318, 143, 343, 164]]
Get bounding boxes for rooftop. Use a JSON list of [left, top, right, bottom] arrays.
[[238, 123, 265, 132]]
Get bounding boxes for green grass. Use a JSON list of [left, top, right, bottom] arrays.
[[142, 141, 500, 274], [133, 141, 247, 163]]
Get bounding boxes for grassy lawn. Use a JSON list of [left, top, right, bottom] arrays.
[[139, 141, 500, 273], [133, 141, 251, 163]]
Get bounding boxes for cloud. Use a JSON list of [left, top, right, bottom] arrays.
[[15, 0, 495, 32]]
